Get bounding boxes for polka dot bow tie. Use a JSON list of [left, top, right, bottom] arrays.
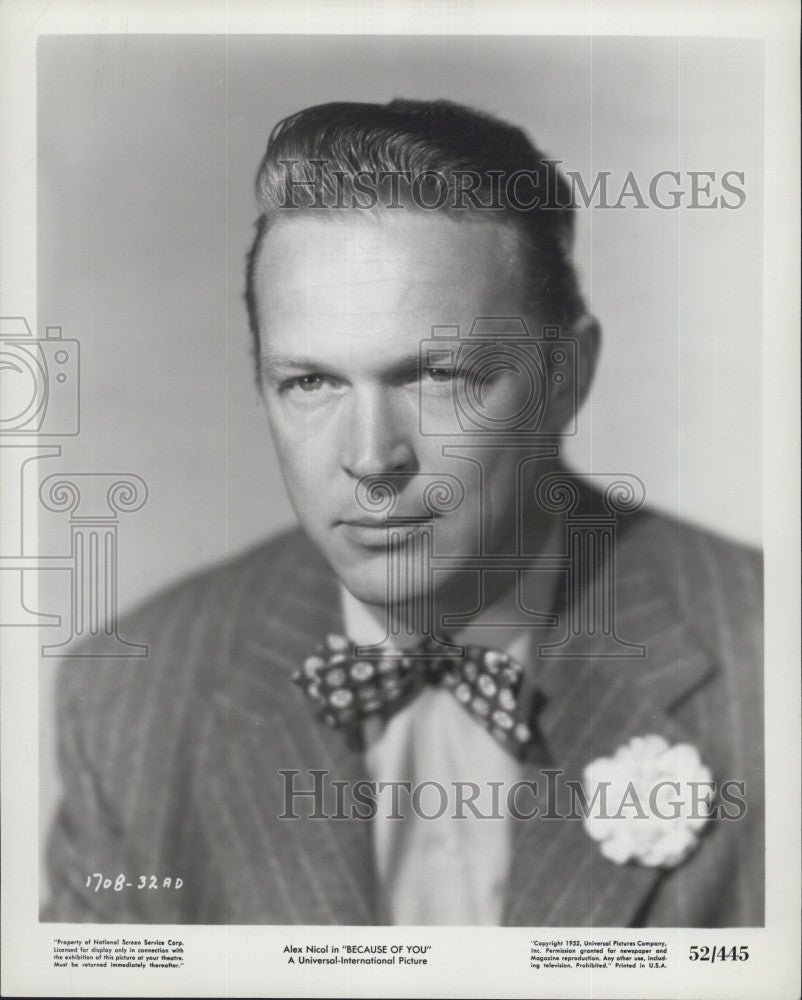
[[292, 633, 545, 760]]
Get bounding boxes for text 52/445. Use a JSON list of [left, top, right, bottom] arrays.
[[84, 873, 183, 892], [689, 946, 749, 962]]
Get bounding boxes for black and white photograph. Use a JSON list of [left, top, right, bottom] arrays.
[[1, 2, 799, 997]]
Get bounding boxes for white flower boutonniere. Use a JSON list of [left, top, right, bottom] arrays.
[[582, 734, 714, 868]]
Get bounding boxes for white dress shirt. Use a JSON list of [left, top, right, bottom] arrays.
[[340, 541, 560, 925]]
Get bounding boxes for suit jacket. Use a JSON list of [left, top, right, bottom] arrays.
[[43, 498, 764, 926]]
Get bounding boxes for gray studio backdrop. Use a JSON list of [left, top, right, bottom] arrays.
[[36, 34, 763, 897]]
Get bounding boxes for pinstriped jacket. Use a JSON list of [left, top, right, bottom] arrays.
[[42, 502, 764, 926]]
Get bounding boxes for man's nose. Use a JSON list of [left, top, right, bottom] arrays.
[[338, 387, 416, 478]]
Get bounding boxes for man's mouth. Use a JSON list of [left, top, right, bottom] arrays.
[[339, 517, 392, 527], [336, 516, 436, 548]]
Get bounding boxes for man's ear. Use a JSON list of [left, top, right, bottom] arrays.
[[574, 313, 601, 410], [545, 313, 601, 433]]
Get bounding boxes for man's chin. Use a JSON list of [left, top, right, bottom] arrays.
[[314, 532, 460, 609], [321, 549, 428, 608], [336, 569, 431, 610]]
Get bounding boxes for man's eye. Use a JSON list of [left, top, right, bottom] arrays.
[[285, 375, 328, 394], [422, 367, 456, 383]]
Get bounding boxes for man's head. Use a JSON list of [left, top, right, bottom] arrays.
[[245, 99, 598, 610]]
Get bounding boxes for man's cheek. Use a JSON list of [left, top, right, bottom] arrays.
[[274, 423, 316, 469]]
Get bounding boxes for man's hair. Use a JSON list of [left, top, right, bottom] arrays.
[[245, 98, 588, 361]]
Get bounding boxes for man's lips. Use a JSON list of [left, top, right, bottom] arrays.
[[338, 517, 392, 527], [336, 513, 439, 527], [336, 516, 437, 548]]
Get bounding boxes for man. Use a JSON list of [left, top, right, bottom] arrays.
[[43, 99, 763, 926]]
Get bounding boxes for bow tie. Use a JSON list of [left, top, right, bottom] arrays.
[[292, 633, 545, 760]]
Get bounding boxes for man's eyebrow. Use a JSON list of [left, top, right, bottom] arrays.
[[259, 351, 432, 380], [259, 352, 323, 377]]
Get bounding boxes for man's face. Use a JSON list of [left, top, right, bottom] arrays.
[[254, 212, 567, 608]]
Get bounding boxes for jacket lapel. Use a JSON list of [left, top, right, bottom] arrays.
[[205, 534, 379, 924], [502, 549, 718, 926]]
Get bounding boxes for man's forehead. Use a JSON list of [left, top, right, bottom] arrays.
[[254, 211, 528, 305]]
